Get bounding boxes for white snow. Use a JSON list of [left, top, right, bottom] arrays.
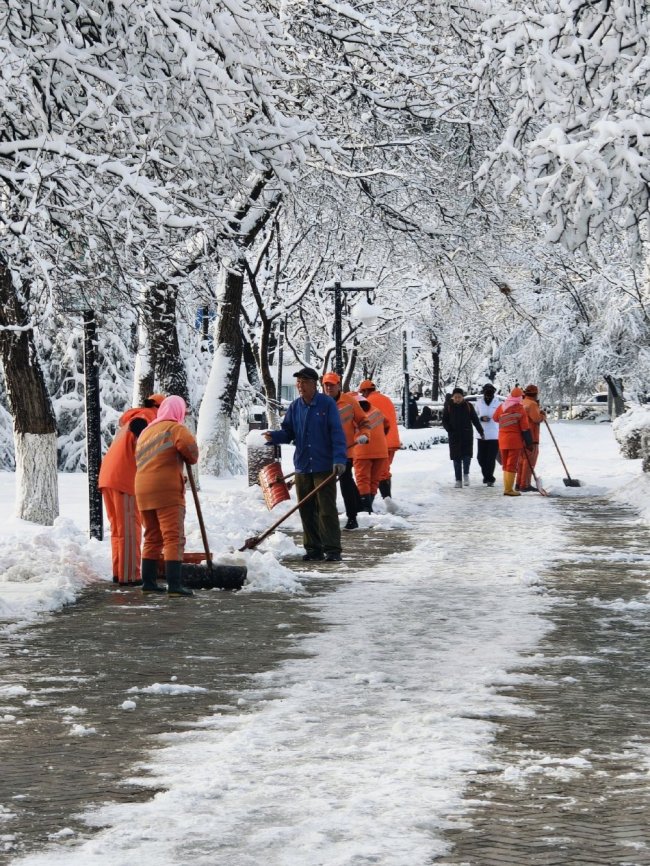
[[1, 420, 647, 864]]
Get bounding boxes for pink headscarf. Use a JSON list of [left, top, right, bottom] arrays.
[[146, 395, 187, 427], [503, 387, 524, 410]]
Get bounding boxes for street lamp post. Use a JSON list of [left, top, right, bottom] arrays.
[[324, 280, 380, 377]]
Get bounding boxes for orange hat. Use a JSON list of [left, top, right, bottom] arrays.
[[322, 372, 341, 385], [523, 384, 538, 396], [146, 393, 165, 407], [358, 379, 375, 391], [510, 387, 523, 397]]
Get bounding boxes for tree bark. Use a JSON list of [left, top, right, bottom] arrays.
[[145, 281, 190, 404], [0, 255, 59, 524]]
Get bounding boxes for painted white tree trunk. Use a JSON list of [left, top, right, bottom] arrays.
[[198, 410, 231, 476], [15, 431, 59, 525], [132, 313, 152, 406]]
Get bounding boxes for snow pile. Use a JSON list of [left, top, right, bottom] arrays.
[[612, 405, 650, 459]]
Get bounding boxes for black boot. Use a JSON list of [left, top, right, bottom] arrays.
[[141, 558, 166, 594], [378, 479, 391, 499], [359, 494, 373, 514], [344, 516, 358, 530], [165, 560, 194, 597]]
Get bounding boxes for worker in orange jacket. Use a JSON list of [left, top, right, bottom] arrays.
[[135, 395, 199, 597], [322, 372, 370, 530], [352, 398, 390, 513], [98, 394, 165, 585], [516, 384, 546, 492], [358, 379, 400, 508], [493, 387, 533, 496]]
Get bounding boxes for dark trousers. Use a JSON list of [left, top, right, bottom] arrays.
[[295, 471, 341, 557], [453, 456, 471, 481], [477, 439, 499, 483], [338, 459, 360, 519]]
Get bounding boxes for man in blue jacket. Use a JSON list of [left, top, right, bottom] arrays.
[[264, 367, 348, 562]]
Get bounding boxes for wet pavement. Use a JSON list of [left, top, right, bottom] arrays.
[[0, 526, 411, 863], [435, 497, 650, 866]]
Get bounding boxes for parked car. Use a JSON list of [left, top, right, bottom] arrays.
[[567, 392, 610, 421]]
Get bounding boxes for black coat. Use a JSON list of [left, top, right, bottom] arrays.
[[442, 400, 484, 459]]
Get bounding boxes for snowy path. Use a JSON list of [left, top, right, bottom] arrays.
[[9, 481, 565, 866]]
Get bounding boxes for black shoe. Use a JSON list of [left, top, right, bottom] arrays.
[[302, 552, 325, 561], [324, 552, 342, 562], [486, 481, 495, 487], [344, 517, 358, 530]]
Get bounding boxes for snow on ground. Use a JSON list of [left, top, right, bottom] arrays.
[[0, 420, 647, 865]]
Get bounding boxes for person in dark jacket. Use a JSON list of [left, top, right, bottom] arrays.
[[265, 368, 348, 562], [441, 387, 484, 488]]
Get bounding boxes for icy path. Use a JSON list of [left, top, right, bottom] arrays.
[[13, 480, 566, 866]]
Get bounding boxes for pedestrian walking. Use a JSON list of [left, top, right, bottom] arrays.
[[98, 394, 165, 585], [475, 383, 502, 487], [265, 368, 348, 562], [493, 387, 533, 496], [358, 379, 401, 509], [516, 384, 546, 492], [321, 372, 370, 530], [353, 398, 390, 513], [134, 395, 199, 597], [441, 387, 484, 487]]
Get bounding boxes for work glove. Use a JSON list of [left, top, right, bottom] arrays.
[[356, 435, 369, 444], [333, 463, 347, 478]]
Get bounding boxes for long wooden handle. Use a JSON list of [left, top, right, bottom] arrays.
[[186, 463, 213, 572], [240, 472, 337, 551], [543, 419, 573, 479]]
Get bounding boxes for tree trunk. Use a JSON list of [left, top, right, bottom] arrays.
[[145, 282, 190, 404], [604, 374, 626, 418], [197, 261, 245, 475], [0, 256, 59, 524]]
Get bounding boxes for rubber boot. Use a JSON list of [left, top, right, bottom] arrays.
[[141, 558, 166, 594], [166, 560, 195, 597], [359, 494, 373, 514], [503, 471, 521, 496], [378, 479, 391, 499]]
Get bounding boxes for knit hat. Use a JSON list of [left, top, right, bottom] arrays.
[[452, 387, 465, 396], [523, 384, 538, 396], [482, 383, 496, 393], [145, 393, 165, 408], [510, 387, 524, 397], [322, 372, 341, 385], [358, 379, 376, 391]]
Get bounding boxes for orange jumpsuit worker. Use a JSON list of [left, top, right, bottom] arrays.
[[135, 395, 199, 597], [493, 387, 533, 497], [516, 384, 546, 492], [98, 394, 165, 585], [358, 379, 400, 503], [322, 372, 371, 530], [352, 398, 390, 513]]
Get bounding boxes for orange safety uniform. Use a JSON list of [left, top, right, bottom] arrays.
[[517, 396, 546, 489], [352, 407, 390, 496], [337, 392, 371, 456], [98, 406, 158, 583], [366, 390, 400, 480], [493, 401, 531, 473], [135, 421, 199, 562]]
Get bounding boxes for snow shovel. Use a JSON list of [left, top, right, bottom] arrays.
[[240, 472, 337, 551], [522, 448, 548, 497], [543, 419, 581, 487], [184, 464, 247, 590]]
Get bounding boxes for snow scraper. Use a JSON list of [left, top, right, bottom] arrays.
[[543, 419, 581, 487]]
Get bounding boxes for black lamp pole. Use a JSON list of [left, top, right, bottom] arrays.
[[333, 281, 343, 376]]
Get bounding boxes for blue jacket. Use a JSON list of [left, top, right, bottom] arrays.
[[267, 392, 348, 473]]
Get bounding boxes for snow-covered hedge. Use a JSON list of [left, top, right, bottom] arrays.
[[612, 406, 650, 463], [399, 427, 448, 451]]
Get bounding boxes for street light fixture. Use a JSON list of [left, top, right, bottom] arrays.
[[324, 279, 381, 376]]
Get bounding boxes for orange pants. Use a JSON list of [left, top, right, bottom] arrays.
[[141, 505, 186, 562], [517, 444, 539, 489], [354, 457, 389, 496], [380, 449, 398, 482], [500, 448, 522, 473], [101, 488, 141, 583]]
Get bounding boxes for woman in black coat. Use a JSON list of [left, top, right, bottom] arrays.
[[441, 388, 484, 488]]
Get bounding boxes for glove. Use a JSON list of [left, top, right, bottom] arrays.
[[333, 463, 347, 478], [356, 435, 369, 444]]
